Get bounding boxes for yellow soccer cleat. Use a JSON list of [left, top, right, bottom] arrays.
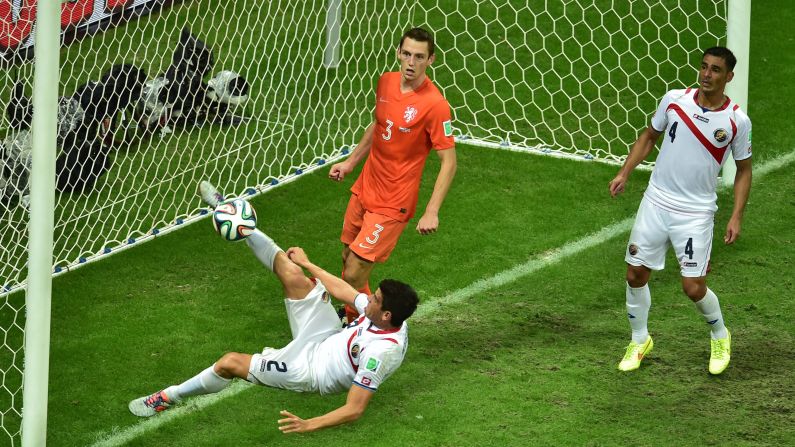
[[618, 336, 653, 371], [709, 330, 731, 375]]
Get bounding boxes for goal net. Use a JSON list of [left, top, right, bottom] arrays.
[[0, 0, 727, 443]]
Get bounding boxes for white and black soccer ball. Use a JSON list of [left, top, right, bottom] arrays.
[[212, 198, 257, 242]]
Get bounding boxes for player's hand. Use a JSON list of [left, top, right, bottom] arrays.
[[416, 212, 439, 235], [278, 410, 313, 434], [608, 174, 627, 197], [329, 162, 352, 182], [286, 247, 309, 266], [724, 216, 742, 244]]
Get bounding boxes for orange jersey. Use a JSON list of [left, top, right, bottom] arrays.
[[351, 72, 455, 222]]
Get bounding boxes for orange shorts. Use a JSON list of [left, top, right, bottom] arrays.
[[341, 194, 407, 263]]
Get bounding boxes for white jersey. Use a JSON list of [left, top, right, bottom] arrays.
[[312, 294, 409, 394], [646, 88, 752, 214]]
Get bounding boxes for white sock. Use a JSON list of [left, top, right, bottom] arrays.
[[626, 282, 651, 344], [694, 288, 728, 339], [246, 229, 283, 272], [165, 364, 231, 402]]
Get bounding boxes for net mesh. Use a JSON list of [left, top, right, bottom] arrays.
[[0, 0, 727, 443]]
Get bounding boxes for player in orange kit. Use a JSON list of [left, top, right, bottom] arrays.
[[329, 27, 457, 322]]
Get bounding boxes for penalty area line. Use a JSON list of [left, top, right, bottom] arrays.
[[90, 149, 795, 447]]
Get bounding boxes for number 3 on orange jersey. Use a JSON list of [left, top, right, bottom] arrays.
[[382, 119, 393, 141]]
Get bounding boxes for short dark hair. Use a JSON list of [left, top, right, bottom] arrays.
[[703, 46, 737, 71], [399, 27, 435, 57], [379, 279, 419, 327]]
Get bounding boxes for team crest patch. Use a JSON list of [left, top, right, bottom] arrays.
[[321, 292, 330, 303], [404, 106, 418, 123], [365, 357, 381, 372], [350, 343, 361, 359], [443, 120, 453, 137], [628, 243, 639, 256], [714, 128, 728, 143]]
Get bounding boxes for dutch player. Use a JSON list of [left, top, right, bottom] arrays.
[[129, 185, 419, 432], [328, 27, 457, 323], [608, 47, 752, 375]]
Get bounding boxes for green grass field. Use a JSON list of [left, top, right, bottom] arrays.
[[2, 0, 794, 445]]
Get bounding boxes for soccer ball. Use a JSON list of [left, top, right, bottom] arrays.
[[212, 198, 257, 241]]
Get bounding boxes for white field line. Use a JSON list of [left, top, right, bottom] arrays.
[[90, 149, 795, 447]]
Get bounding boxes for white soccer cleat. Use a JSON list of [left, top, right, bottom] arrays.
[[128, 390, 172, 417], [199, 180, 225, 208]]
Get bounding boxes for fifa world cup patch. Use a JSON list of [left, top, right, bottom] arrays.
[[443, 120, 453, 137], [365, 357, 381, 372]]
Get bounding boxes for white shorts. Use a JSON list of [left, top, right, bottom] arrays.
[[248, 280, 341, 392], [625, 197, 714, 278]]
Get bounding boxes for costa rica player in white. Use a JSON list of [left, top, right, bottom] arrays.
[[129, 182, 418, 433], [608, 47, 752, 375]]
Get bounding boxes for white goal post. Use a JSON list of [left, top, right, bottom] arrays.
[[0, 1, 749, 444]]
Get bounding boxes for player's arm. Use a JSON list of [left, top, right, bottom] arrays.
[[329, 121, 375, 181], [609, 125, 662, 197], [277, 384, 374, 433], [285, 247, 359, 305], [724, 156, 752, 244], [417, 147, 457, 234]]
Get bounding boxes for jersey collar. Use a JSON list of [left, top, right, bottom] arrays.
[[692, 88, 732, 112]]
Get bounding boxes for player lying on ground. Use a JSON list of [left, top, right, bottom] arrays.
[[129, 182, 419, 433]]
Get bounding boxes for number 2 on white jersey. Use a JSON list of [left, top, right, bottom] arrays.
[[382, 119, 394, 141]]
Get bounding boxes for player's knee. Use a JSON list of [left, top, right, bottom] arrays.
[[626, 265, 650, 288], [215, 353, 246, 379], [343, 256, 373, 288], [280, 261, 310, 290], [681, 280, 706, 301]]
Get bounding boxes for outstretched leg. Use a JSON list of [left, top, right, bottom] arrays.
[[247, 229, 315, 300], [128, 352, 251, 417]]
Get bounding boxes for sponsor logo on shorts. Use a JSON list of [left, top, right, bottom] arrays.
[[358, 243, 373, 250], [714, 128, 728, 143], [350, 343, 361, 359], [365, 357, 381, 372], [399, 126, 411, 133], [628, 243, 639, 256], [683, 261, 698, 267]]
